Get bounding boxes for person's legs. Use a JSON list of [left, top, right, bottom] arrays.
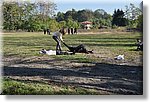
[[53, 36, 62, 54], [62, 42, 75, 52], [63, 42, 93, 54]]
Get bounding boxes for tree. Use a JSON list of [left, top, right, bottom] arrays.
[[92, 18, 100, 29], [55, 8, 112, 29], [112, 9, 128, 27], [66, 18, 74, 28], [94, 9, 107, 19], [64, 10, 73, 21], [125, 3, 142, 28], [36, 1, 57, 29], [48, 19, 59, 32], [125, 3, 142, 20], [56, 12, 65, 22], [21, 2, 36, 31], [37, 1, 57, 18], [59, 21, 66, 28], [137, 14, 143, 32], [2, 1, 57, 31], [76, 9, 94, 22], [92, 9, 112, 28], [3, 2, 21, 30]]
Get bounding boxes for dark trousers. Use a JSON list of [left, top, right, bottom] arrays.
[[63, 42, 88, 53], [53, 36, 62, 54]]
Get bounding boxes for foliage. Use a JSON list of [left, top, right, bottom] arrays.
[[2, 1, 56, 31], [59, 20, 66, 28], [66, 19, 79, 28], [56, 9, 112, 29], [112, 9, 128, 27], [124, 3, 142, 29], [125, 3, 142, 20], [2, 1, 142, 31], [136, 14, 143, 32], [48, 19, 60, 32]]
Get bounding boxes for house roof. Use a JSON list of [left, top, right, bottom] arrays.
[[81, 21, 92, 24]]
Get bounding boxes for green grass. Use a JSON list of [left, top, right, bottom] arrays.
[[2, 78, 108, 95], [3, 32, 142, 63]]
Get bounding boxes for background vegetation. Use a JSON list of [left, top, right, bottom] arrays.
[[2, 1, 143, 32]]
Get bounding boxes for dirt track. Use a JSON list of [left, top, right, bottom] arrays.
[[3, 56, 143, 95]]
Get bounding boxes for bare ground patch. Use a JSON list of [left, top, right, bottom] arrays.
[[2, 54, 143, 95]]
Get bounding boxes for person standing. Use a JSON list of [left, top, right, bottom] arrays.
[[74, 28, 77, 34], [43, 29, 46, 34], [47, 28, 50, 35], [68, 28, 70, 34], [52, 28, 65, 55], [71, 27, 74, 35]]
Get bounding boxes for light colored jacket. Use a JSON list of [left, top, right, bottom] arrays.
[[53, 31, 63, 41]]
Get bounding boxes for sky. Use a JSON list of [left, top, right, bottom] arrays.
[[53, 0, 143, 15], [3, 0, 143, 15]]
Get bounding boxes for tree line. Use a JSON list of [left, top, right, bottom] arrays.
[[2, 1, 143, 32], [56, 8, 112, 29], [2, 1, 57, 32]]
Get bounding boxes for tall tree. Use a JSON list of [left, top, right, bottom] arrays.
[[56, 8, 112, 29], [36, 1, 57, 27], [137, 14, 143, 32], [125, 3, 142, 28], [3, 2, 21, 30], [112, 9, 128, 26], [125, 3, 142, 20], [56, 12, 65, 22], [2, 1, 57, 31], [76, 9, 94, 22]]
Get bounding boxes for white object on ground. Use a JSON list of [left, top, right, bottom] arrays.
[[114, 55, 124, 60], [39, 49, 56, 55]]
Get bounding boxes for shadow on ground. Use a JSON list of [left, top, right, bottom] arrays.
[[3, 62, 143, 95]]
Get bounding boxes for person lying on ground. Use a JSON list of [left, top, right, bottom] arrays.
[[62, 42, 93, 54]]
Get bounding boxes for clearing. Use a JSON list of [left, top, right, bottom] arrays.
[[2, 32, 143, 95]]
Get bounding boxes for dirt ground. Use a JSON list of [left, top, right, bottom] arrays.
[[3, 54, 143, 95]]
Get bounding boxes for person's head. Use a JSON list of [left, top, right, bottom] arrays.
[[59, 27, 66, 35], [137, 39, 142, 43], [137, 39, 141, 42]]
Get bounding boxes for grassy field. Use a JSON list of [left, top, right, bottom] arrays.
[[2, 78, 105, 95], [3, 32, 142, 63], [2, 32, 143, 95]]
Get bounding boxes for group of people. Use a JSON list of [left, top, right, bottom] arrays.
[[44, 28, 50, 35], [44, 27, 78, 35], [43, 27, 142, 55], [67, 28, 77, 34]]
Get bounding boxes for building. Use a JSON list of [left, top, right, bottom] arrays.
[[81, 21, 92, 29]]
